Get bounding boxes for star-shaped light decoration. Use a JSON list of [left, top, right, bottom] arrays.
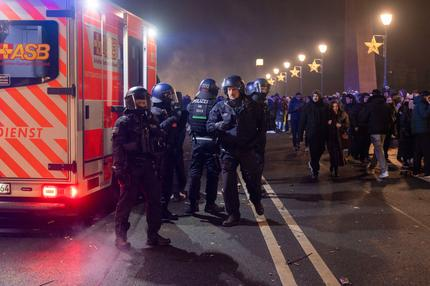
[[308, 60, 321, 73], [267, 78, 275, 85], [365, 36, 383, 55], [290, 66, 300, 78], [277, 72, 286, 82]]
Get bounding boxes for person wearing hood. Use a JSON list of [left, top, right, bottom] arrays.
[[207, 75, 265, 226], [359, 89, 393, 179], [299, 90, 330, 179], [411, 91, 430, 177], [112, 86, 170, 250]]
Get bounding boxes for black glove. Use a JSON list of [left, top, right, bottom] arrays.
[[215, 121, 229, 131], [160, 116, 177, 129], [113, 166, 130, 185]]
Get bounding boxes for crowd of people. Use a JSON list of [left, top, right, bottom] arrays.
[[257, 88, 430, 180], [111, 75, 430, 250]]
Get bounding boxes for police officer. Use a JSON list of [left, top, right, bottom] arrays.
[[185, 79, 224, 214], [207, 75, 266, 226], [112, 86, 170, 250], [247, 78, 271, 195], [151, 83, 182, 221]]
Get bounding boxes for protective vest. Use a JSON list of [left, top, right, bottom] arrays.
[[188, 98, 217, 137]]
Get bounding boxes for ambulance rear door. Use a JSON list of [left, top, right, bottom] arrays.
[[0, 0, 75, 184]]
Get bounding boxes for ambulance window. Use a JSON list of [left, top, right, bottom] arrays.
[[0, 20, 59, 89], [128, 36, 143, 87]]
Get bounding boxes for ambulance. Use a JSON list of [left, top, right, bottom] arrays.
[[0, 0, 158, 215]]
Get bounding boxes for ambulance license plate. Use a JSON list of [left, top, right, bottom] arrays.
[[0, 183, 11, 194]]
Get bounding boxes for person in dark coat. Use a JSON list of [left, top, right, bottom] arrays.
[[299, 90, 330, 179], [288, 92, 304, 150], [352, 93, 371, 163], [327, 101, 350, 177], [359, 89, 393, 179], [383, 96, 398, 160], [411, 91, 430, 177], [397, 98, 414, 170], [171, 98, 188, 202]]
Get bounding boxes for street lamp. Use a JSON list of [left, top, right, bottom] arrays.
[[266, 73, 271, 80], [318, 44, 328, 95], [297, 54, 306, 94], [380, 12, 392, 91], [256, 58, 264, 78], [256, 58, 264, 66], [380, 13, 393, 26], [273, 68, 280, 75], [283, 62, 291, 97]]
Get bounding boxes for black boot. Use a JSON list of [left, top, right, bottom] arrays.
[[253, 202, 264, 215], [147, 233, 171, 246], [222, 214, 241, 227], [115, 236, 131, 250], [204, 203, 224, 213]]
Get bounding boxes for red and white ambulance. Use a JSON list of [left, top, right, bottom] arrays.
[[0, 0, 158, 215]]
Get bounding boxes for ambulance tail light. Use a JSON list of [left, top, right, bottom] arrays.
[[43, 186, 58, 198], [42, 185, 79, 199], [68, 186, 79, 199]]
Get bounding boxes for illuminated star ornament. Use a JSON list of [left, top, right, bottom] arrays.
[[365, 36, 383, 55], [308, 60, 321, 73], [290, 66, 300, 78], [277, 72, 286, 81], [268, 78, 275, 85]]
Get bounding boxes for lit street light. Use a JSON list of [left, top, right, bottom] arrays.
[[298, 54, 306, 63], [256, 58, 264, 66], [256, 58, 264, 78], [283, 62, 291, 97], [273, 68, 280, 75], [297, 54, 306, 94], [380, 12, 392, 91], [266, 73, 271, 80], [318, 44, 328, 95]]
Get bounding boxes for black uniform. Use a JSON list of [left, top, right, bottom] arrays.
[[187, 97, 220, 208], [152, 107, 183, 217], [112, 109, 165, 242], [207, 95, 265, 219]]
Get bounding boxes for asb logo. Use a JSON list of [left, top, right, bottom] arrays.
[[0, 43, 50, 61]]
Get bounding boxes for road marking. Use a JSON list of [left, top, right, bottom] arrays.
[[262, 176, 340, 286], [237, 172, 297, 286]]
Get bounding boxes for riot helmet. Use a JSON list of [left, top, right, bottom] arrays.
[[124, 86, 151, 110], [151, 82, 178, 112], [221, 75, 245, 96], [196, 79, 219, 99], [245, 81, 256, 96], [254, 78, 271, 96]]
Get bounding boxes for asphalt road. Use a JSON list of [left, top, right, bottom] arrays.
[[0, 133, 429, 286]]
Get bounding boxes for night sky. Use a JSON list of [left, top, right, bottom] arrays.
[[112, 0, 430, 97]]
